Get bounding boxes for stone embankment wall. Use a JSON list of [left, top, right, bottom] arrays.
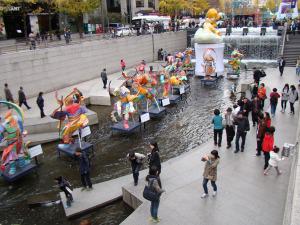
[[0, 31, 187, 99]]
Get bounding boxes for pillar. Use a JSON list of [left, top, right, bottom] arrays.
[[144, 0, 149, 8], [120, 0, 127, 17], [130, 0, 137, 17], [155, 0, 159, 11]]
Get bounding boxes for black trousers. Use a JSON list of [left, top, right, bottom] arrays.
[[252, 111, 258, 125], [263, 152, 270, 170], [225, 125, 235, 146], [132, 163, 142, 184], [38, 106, 45, 118], [290, 102, 295, 114], [63, 189, 73, 206], [102, 78, 107, 88], [235, 131, 247, 151], [214, 129, 223, 145], [257, 139, 262, 156], [279, 66, 284, 76], [81, 172, 92, 188], [19, 100, 30, 109], [260, 99, 265, 109]]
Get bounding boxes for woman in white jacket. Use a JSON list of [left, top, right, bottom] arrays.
[[288, 85, 298, 114], [264, 146, 284, 175]]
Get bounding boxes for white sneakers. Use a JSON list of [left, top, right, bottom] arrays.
[[201, 192, 217, 198], [201, 193, 208, 198]]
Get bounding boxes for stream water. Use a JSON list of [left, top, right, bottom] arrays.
[[0, 73, 252, 225]]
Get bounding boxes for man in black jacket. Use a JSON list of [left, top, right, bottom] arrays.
[[240, 97, 252, 118], [234, 112, 250, 153], [278, 57, 286, 76], [75, 150, 93, 190], [18, 87, 31, 109]]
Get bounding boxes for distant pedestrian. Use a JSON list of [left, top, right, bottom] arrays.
[[262, 126, 276, 170], [4, 83, 14, 103], [256, 113, 266, 156], [29, 32, 36, 50], [296, 56, 300, 76], [18, 87, 31, 110], [36, 92, 46, 118], [264, 146, 283, 175], [258, 83, 267, 109], [234, 112, 250, 153], [281, 84, 289, 112], [201, 150, 220, 198], [288, 85, 298, 114], [212, 109, 223, 147], [148, 142, 161, 175], [101, 68, 108, 89], [270, 88, 280, 117], [251, 96, 260, 126], [224, 107, 235, 149], [120, 59, 126, 71], [251, 83, 258, 98], [127, 151, 146, 186], [253, 68, 264, 85], [54, 176, 73, 208], [278, 56, 286, 76], [75, 149, 93, 191], [145, 166, 165, 223]]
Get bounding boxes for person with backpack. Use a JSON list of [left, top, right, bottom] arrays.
[[270, 88, 281, 117], [127, 151, 146, 186], [54, 176, 73, 208], [281, 84, 289, 112], [262, 126, 276, 170], [144, 166, 165, 223], [212, 109, 223, 147], [288, 85, 298, 114], [234, 112, 250, 153], [201, 150, 220, 198]]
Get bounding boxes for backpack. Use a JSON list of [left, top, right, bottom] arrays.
[[260, 70, 266, 77], [143, 179, 160, 201], [270, 94, 277, 104]]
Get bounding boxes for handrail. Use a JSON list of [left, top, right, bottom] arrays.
[[280, 23, 288, 56]]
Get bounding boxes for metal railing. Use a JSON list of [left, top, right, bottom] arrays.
[[280, 23, 288, 56], [0, 29, 183, 55]]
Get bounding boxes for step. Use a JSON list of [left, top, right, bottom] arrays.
[[24, 109, 98, 135], [25, 132, 59, 146]]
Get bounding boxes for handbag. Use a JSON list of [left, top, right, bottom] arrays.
[[143, 179, 160, 201]]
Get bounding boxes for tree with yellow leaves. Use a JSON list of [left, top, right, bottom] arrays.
[[265, 0, 276, 12], [53, 0, 101, 36], [159, 0, 209, 17]]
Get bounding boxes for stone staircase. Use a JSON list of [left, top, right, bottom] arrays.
[[283, 34, 300, 66]]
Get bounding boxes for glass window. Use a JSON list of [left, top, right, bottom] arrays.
[[136, 0, 144, 7], [148, 0, 155, 8]]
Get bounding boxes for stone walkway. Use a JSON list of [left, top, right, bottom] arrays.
[[120, 66, 300, 225]]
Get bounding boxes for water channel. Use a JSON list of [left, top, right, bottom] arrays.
[[0, 71, 253, 224]]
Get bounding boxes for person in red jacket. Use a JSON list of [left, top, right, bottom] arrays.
[[264, 112, 271, 128], [262, 126, 275, 170], [120, 59, 126, 71]]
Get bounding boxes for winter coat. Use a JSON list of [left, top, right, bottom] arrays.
[[36, 96, 44, 108], [149, 151, 161, 172], [270, 92, 280, 105], [258, 87, 267, 100], [281, 87, 289, 101], [234, 117, 250, 133], [262, 133, 274, 153], [212, 115, 223, 130], [224, 112, 234, 126], [146, 175, 164, 195], [257, 120, 267, 139], [288, 90, 298, 103], [4, 87, 14, 102], [203, 156, 219, 181], [18, 90, 26, 102]]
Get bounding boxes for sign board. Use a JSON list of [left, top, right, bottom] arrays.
[[179, 86, 185, 94], [81, 126, 91, 138], [29, 145, 43, 158], [162, 98, 170, 106], [140, 113, 150, 123]]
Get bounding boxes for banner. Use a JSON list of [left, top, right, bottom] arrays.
[[277, 0, 298, 18], [194, 43, 225, 77]]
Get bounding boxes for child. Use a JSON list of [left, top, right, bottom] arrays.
[[54, 176, 73, 207], [264, 146, 284, 175]]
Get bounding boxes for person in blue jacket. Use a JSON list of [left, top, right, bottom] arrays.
[[212, 109, 223, 147]]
